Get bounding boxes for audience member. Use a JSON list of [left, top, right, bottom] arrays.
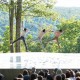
[[0, 73, 5, 80], [17, 73, 23, 80], [30, 73, 37, 80], [23, 70, 30, 80]]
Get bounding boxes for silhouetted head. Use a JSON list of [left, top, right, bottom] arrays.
[[76, 77, 80, 80], [55, 75, 62, 80], [47, 74, 53, 80], [0, 73, 4, 80], [30, 73, 37, 80], [23, 70, 29, 76], [59, 29, 63, 32], [38, 70, 45, 77], [32, 67, 36, 73], [56, 69, 62, 75], [17, 73, 23, 78], [24, 28, 27, 31], [65, 70, 71, 78], [42, 29, 45, 32], [38, 75, 43, 80], [76, 72, 80, 77], [75, 69, 79, 74], [69, 70, 75, 77], [61, 73, 66, 80]]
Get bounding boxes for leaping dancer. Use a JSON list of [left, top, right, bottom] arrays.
[[38, 29, 50, 42], [10, 23, 29, 52], [48, 29, 63, 48], [36, 29, 51, 48]]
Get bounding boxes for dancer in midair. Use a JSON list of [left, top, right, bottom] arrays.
[[37, 29, 51, 48], [48, 29, 63, 48], [38, 29, 50, 41], [10, 23, 29, 51]]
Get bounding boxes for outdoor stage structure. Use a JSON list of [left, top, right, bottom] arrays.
[[0, 53, 79, 69]]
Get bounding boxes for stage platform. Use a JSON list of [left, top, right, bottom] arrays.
[[0, 53, 79, 69]]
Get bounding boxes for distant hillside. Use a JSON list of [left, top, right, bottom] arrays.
[[0, 10, 9, 39], [54, 7, 80, 19], [0, 11, 56, 40]]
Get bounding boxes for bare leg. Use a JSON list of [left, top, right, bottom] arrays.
[[40, 39, 44, 48], [47, 37, 60, 48], [55, 38, 60, 49]]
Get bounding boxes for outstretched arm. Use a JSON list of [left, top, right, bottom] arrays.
[[45, 29, 55, 33], [50, 29, 57, 32]]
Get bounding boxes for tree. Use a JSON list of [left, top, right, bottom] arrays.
[[15, 0, 22, 52], [9, 0, 14, 53], [15, 0, 57, 52], [0, 0, 58, 52], [22, 0, 57, 19]]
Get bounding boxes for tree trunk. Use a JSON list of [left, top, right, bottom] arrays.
[[15, 0, 22, 52], [9, 0, 14, 53], [77, 36, 80, 53]]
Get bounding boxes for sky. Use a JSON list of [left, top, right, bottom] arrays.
[[55, 0, 80, 7], [1, 0, 80, 7]]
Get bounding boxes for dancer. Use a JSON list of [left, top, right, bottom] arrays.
[[37, 29, 51, 48], [38, 29, 50, 42], [10, 26, 29, 51], [48, 29, 63, 48]]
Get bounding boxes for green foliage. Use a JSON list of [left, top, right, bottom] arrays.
[[57, 18, 80, 53], [0, 0, 80, 53], [19, 18, 80, 53], [0, 3, 9, 12], [0, 43, 2, 52], [1, 26, 10, 53], [0, 18, 80, 53], [22, 0, 58, 20]]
